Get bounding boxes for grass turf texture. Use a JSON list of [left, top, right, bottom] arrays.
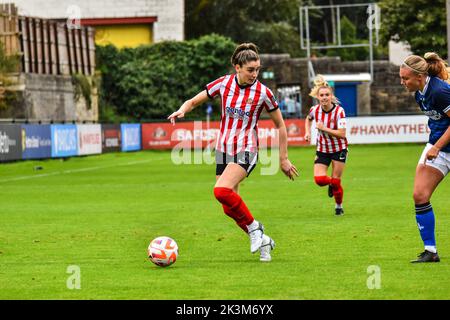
[[1, 144, 449, 300]]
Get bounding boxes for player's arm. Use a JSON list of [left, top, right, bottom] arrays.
[[316, 112, 347, 139], [425, 110, 450, 160], [425, 88, 450, 159], [316, 122, 346, 139], [304, 114, 313, 142], [168, 90, 209, 125], [269, 108, 299, 180]]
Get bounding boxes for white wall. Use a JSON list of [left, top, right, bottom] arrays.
[[0, 0, 184, 41], [389, 40, 412, 66]]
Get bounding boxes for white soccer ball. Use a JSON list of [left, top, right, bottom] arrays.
[[148, 236, 178, 267]]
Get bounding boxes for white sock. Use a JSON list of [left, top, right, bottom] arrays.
[[335, 204, 342, 209], [247, 220, 259, 232], [425, 245, 437, 253]]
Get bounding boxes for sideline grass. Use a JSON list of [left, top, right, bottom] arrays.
[[0, 144, 449, 299]]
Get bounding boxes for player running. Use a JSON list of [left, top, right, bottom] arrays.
[[400, 52, 450, 263], [168, 43, 299, 262], [304, 75, 348, 216]]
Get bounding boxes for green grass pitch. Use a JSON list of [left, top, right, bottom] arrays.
[[1, 144, 449, 299]]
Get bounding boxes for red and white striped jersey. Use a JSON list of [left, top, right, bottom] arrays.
[[206, 74, 278, 155], [308, 104, 348, 153]]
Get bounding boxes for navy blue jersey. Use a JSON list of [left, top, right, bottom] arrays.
[[415, 76, 450, 152]]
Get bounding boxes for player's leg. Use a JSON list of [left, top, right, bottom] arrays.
[[314, 152, 333, 200], [215, 151, 254, 232], [214, 163, 264, 253], [215, 152, 244, 230], [215, 163, 248, 229], [314, 163, 331, 186], [313, 151, 332, 185], [330, 160, 345, 215], [411, 164, 444, 263], [215, 174, 244, 231]]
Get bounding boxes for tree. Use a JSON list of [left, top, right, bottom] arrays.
[[379, 0, 447, 57], [186, 0, 303, 57], [186, 0, 388, 59], [302, 0, 378, 46], [325, 15, 372, 61], [96, 34, 236, 121]]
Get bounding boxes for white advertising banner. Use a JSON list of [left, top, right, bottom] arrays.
[[310, 115, 430, 145], [77, 124, 102, 155]]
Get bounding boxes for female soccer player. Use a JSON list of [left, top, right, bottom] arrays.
[[304, 76, 348, 216], [400, 52, 450, 263], [168, 43, 299, 262]]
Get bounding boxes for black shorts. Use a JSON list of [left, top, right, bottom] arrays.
[[315, 149, 348, 166], [216, 151, 258, 177]]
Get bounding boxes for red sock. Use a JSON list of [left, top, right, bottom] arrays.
[[314, 175, 331, 187], [214, 187, 254, 232], [222, 204, 248, 232], [331, 178, 343, 205]]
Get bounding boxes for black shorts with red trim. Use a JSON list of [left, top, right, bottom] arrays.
[[215, 151, 258, 177], [315, 149, 348, 166]]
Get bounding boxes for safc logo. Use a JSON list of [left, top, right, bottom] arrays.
[[226, 107, 251, 120], [153, 127, 167, 139]]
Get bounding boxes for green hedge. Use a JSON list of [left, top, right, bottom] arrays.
[[96, 34, 236, 122]]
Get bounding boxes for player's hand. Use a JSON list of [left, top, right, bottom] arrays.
[[280, 159, 299, 181], [316, 121, 324, 131], [304, 133, 310, 142], [424, 145, 439, 164], [167, 109, 185, 125]]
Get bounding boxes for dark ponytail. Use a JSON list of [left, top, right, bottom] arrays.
[[231, 43, 259, 67]]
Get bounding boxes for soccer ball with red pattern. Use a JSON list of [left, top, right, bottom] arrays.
[[148, 236, 178, 267]]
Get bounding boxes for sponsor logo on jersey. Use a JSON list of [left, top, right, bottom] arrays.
[[423, 109, 443, 121], [226, 106, 251, 119]]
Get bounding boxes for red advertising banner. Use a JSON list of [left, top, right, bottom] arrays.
[[284, 119, 308, 146], [142, 119, 307, 150]]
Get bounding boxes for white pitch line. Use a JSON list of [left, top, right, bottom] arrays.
[[0, 159, 157, 184], [0, 171, 61, 182]]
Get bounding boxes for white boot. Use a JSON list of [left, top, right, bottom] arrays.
[[260, 234, 275, 262], [247, 220, 264, 253]]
